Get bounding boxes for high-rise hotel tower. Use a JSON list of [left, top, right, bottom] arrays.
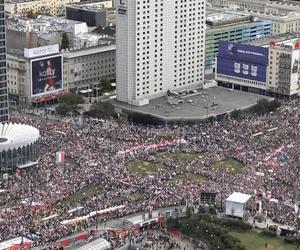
[[0, 0, 8, 122], [116, 0, 206, 106]]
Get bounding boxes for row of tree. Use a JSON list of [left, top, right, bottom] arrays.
[[167, 213, 249, 250], [55, 92, 115, 117], [231, 98, 281, 119]]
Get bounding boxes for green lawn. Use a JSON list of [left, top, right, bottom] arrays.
[[230, 230, 298, 250], [127, 160, 163, 174], [62, 185, 99, 204], [172, 173, 206, 182], [159, 151, 200, 161], [211, 158, 244, 173], [129, 192, 144, 201]]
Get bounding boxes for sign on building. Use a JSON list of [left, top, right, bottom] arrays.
[[24, 44, 60, 59], [217, 41, 269, 83], [30, 55, 63, 97]]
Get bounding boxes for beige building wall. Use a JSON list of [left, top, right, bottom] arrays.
[[6, 0, 81, 16]]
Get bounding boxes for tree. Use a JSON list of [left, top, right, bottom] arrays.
[[253, 99, 270, 114], [186, 206, 193, 218], [231, 109, 241, 120], [269, 99, 281, 111], [90, 101, 114, 117], [56, 103, 71, 115], [61, 33, 70, 50], [100, 78, 114, 93], [253, 98, 281, 115], [59, 93, 84, 111]]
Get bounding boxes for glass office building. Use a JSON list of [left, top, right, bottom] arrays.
[[0, 0, 8, 123]]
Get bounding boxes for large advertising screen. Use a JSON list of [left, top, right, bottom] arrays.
[[291, 50, 300, 86], [31, 55, 63, 97], [217, 41, 269, 82]]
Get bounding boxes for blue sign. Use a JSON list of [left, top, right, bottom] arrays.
[[217, 41, 269, 82]]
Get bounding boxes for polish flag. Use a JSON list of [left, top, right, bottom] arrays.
[[56, 151, 65, 163]]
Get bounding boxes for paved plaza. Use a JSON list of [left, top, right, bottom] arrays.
[[114, 87, 273, 122]]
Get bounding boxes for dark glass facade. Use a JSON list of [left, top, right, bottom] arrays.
[[0, 142, 39, 174], [0, 0, 8, 123]]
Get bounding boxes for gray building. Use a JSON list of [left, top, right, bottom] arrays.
[[63, 44, 116, 95], [66, 5, 115, 27], [0, 0, 8, 123]]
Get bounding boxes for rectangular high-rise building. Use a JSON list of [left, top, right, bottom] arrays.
[[0, 0, 8, 123], [116, 0, 206, 106]]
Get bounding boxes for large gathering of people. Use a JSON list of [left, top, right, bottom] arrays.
[[0, 99, 300, 247]]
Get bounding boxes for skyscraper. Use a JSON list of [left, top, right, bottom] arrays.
[[116, 0, 206, 106], [0, 0, 8, 123]]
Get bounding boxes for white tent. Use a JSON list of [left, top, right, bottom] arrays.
[[77, 238, 111, 250], [225, 192, 252, 218]]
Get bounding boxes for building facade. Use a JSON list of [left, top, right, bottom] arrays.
[[215, 40, 269, 95], [7, 44, 64, 105], [6, 44, 116, 104], [207, 2, 300, 36], [63, 45, 115, 94], [268, 40, 300, 96], [0, 0, 8, 123], [215, 37, 300, 97], [6, 0, 81, 16], [66, 5, 115, 27], [207, 0, 300, 15], [205, 10, 272, 71], [116, 0, 206, 106]]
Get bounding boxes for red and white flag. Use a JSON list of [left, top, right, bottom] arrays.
[[56, 151, 65, 164]]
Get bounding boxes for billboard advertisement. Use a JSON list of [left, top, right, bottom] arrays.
[[217, 41, 269, 82], [31, 55, 63, 97], [291, 50, 300, 87]]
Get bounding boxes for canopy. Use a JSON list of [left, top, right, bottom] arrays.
[[226, 192, 252, 204]]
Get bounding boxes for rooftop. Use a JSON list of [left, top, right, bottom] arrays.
[[62, 44, 115, 58], [0, 123, 40, 151], [113, 86, 273, 122], [207, 5, 300, 20], [226, 192, 252, 204], [248, 32, 300, 46], [7, 15, 87, 35], [66, 4, 115, 12], [206, 9, 254, 28]]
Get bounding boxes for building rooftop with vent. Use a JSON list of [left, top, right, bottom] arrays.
[[6, 15, 115, 50]]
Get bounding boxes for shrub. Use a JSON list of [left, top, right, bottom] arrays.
[[284, 236, 300, 244], [218, 218, 252, 232], [261, 229, 277, 237]]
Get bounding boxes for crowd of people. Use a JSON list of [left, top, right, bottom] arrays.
[[0, 100, 300, 247]]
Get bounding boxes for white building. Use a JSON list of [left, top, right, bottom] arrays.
[[268, 39, 300, 96], [116, 0, 206, 106]]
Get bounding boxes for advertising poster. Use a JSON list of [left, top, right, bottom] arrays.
[[217, 41, 269, 82], [31, 55, 63, 97], [291, 50, 300, 87]]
